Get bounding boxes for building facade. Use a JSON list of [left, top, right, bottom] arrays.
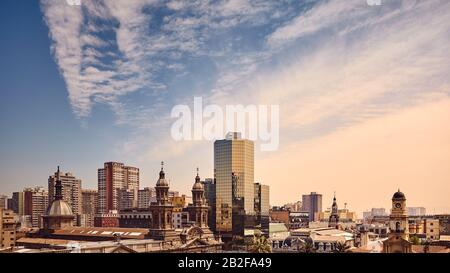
[[97, 162, 139, 214], [94, 211, 120, 228], [203, 178, 216, 232], [137, 187, 156, 209], [0, 208, 17, 249], [81, 189, 97, 227], [302, 192, 322, 222], [254, 183, 270, 235], [23, 187, 49, 228]]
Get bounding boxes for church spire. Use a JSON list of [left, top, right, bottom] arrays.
[[159, 161, 165, 179], [55, 166, 63, 201], [195, 167, 200, 182]]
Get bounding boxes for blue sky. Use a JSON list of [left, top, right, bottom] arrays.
[[1, 0, 450, 213]]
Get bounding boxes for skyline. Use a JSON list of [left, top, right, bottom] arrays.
[[1, 0, 450, 216]]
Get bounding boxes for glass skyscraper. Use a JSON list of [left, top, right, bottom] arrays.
[[214, 132, 255, 237]]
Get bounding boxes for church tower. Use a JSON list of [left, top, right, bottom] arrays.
[[389, 189, 409, 240], [328, 193, 340, 228], [383, 189, 412, 253], [187, 168, 209, 228], [149, 162, 177, 240]]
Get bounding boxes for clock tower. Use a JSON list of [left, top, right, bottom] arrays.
[[383, 189, 412, 253], [389, 189, 409, 240]]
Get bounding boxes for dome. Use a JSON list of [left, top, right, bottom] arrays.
[[156, 177, 169, 186], [192, 168, 203, 191], [47, 200, 73, 216], [393, 190, 406, 200], [192, 181, 204, 191], [156, 163, 169, 186]]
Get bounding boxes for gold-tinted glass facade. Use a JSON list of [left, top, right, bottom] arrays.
[[214, 135, 254, 234]]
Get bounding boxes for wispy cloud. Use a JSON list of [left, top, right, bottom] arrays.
[[41, 0, 450, 159]]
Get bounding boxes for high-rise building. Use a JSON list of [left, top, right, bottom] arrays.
[[48, 169, 82, 220], [81, 189, 97, 227], [302, 192, 322, 222], [203, 178, 216, 232], [118, 188, 137, 211], [0, 208, 17, 248], [138, 187, 156, 209], [23, 187, 49, 228], [254, 183, 270, 235], [214, 132, 255, 237], [97, 162, 139, 213]]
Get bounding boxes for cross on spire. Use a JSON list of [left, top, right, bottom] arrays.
[[161, 161, 164, 170]]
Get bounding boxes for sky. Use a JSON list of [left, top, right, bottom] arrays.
[[1, 0, 449, 216]]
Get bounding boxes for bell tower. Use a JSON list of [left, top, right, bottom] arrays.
[[149, 162, 177, 240], [188, 168, 209, 228], [383, 189, 412, 253]]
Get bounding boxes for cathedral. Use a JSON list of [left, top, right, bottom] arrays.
[[147, 162, 219, 246], [382, 189, 412, 253]]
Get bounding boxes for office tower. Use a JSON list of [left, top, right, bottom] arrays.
[[81, 189, 97, 227], [118, 188, 137, 211], [48, 169, 82, 219], [23, 187, 49, 228], [11, 192, 24, 215], [97, 162, 139, 214], [0, 195, 8, 209], [214, 132, 255, 237], [203, 178, 216, 232], [254, 183, 270, 235], [138, 187, 156, 209], [0, 208, 17, 248], [302, 192, 322, 222]]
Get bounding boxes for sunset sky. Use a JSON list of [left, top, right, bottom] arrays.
[[1, 0, 449, 215]]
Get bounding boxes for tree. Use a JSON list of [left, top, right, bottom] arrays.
[[332, 242, 351, 253], [409, 235, 420, 245], [300, 240, 316, 253], [248, 230, 272, 253]]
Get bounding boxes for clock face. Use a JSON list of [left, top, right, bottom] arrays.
[[395, 202, 402, 209]]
